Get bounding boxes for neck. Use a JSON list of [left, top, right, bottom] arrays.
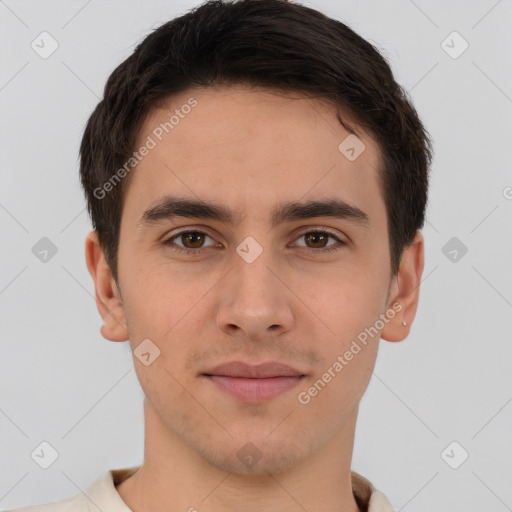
[[116, 399, 362, 512]]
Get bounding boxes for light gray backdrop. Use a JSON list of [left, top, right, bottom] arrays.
[[1, 0, 511, 510]]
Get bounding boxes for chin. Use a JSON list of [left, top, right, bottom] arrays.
[[195, 434, 306, 476]]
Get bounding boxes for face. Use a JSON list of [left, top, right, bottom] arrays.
[[112, 84, 398, 474]]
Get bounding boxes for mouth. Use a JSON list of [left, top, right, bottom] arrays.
[[201, 361, 306, 403]]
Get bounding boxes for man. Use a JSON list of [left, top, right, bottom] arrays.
[[10, 0, 432, 510]]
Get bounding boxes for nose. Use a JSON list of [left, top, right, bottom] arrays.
[[216, 249, 294, 341]]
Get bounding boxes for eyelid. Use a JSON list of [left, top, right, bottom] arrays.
[[162, 226, 219, 248], [293, 226, 346, 241], [290, 227, 347, 251]]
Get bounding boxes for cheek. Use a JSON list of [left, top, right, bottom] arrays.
[[301, 270, 386, 331], [122, 263, 198, 328], [120, 268, 211, 376], [300, 273, 385, 395], [296, 338, 378, 436]]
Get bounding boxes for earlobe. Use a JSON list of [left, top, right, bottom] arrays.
[[380, 231, 425, 343], [85, 230, 129, 342]]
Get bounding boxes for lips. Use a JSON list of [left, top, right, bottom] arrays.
[[201, 361, 306, 403], [202, 361, 305, 378]]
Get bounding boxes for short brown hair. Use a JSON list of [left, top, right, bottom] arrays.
[[79, 0, 433, 284]]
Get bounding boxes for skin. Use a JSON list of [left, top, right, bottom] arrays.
[[85, 84, 424, 512]]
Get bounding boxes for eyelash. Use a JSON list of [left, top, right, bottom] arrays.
[[162, 228, 346, 256]]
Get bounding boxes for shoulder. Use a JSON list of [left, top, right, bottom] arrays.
[[4, 466, 140, 512], [4, 492, 89, 512], [351, 470, 396, 512]]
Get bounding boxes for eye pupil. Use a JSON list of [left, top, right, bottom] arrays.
[[305, 232, 328, 248], [183, 231, 204, 248]]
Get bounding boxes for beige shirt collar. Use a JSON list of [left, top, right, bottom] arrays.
[[86, 465, 395, 512]]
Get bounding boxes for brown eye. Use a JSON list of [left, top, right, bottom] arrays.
[[163, 230, 217, 254], [179, 231, 207, 249], [303, 232, 330, 248], [294, 229, 345, 252]]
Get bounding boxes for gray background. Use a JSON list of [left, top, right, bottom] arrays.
[[1, 0, 511, 510]]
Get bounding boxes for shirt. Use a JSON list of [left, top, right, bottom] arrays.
[[7, 466, 395, 512]]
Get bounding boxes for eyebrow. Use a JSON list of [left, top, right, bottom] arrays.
[[137, 195, 370, 229]]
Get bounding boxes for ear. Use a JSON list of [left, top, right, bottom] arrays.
[[381, 230, 425, 342], [85, 230, 129, 342]]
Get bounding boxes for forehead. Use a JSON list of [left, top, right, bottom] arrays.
[[125, 84, 385, 230]]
